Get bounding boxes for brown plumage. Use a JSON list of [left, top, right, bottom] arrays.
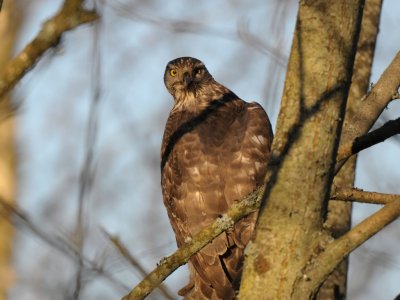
[[161, 57, 273, 299]]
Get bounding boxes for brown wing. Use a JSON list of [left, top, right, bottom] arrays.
[[161, 97, 272, 299]]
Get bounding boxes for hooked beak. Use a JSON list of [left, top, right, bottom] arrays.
[[183, 72, 192, 87]]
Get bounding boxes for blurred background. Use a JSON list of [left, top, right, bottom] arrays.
[[0, 0, 399, 299]]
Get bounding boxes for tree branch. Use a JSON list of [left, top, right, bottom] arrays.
[[121, 183, 400, 299], [337, 117, 400, 163], [336, 51, 400, 171], [121, 187, 263, 300], [294, 199, 400, 296], [331, 187, 400, 205], [0, 0, 98, 100], [0, 197, 129, 293], [102, 230, 175, 300]]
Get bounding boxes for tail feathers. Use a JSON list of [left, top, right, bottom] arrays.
[[179, 257, 238, 299], [180, 268, 236, 300], [178, 223, 252, 299]]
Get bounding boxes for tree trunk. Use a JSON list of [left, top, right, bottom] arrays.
[[317, 1, 383, 299], [0, 1, 22, 298], [239, 1, 364, 299]]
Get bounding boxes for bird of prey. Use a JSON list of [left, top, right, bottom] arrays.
[[161, 57, 273, 299]]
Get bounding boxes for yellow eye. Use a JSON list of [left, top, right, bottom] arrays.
[[170, 69, 177, 76], [196, 68, 203, 75]]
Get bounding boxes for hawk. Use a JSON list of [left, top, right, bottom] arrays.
[[161, 57, 273, 299]]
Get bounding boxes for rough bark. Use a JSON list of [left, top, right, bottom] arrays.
[[0, 1, 22, 298], [317, 1, 383, 299], [239, 1, 364, 299]]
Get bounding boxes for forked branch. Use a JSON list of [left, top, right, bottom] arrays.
[[0, 0, 98, 99], [336, 51, 400, 172], [294, 199, 400, 297]]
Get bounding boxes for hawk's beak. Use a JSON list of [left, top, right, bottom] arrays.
[[183, 72, 192, 87]]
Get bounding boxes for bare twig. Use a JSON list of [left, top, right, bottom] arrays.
[[102, 230, 175, 300], [122, 187, 263, 300], [331, 187, 400, 205], [237, 18, 287, 67], [337, 117, 400, 163], [0, 0, 98, 99], [106, 0, 288, 66], [0, 197, 129, 292], [73, 4, 102, 297]]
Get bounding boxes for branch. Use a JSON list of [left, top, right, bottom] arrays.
[[0, 197, 129, 293], [102, 230, 175, 300], [337, 117, 400, 163], [121, 187, 263, 300], [336, 51, 400, 172], [120, 184, 398, 299], [295, 199, 400, 296], [331, 187, 400, 205], [0, 0, 98, 99]]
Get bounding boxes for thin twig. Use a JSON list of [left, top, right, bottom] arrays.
[[106, 0, 288, 67], [73, 3, 102, 298], [336, 117, 400, 165], [237, 18, 288, 67], [102, 230, 176, 300], [0, 197, 129, 292], [0, 0, 98, 99], [331, 187, 400, 205]]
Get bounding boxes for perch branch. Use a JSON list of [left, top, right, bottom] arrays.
[[122, 187, 263, 300], [0, 0, 98, 99]]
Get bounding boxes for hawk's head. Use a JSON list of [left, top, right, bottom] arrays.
[[164, 57, 215, 102]]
